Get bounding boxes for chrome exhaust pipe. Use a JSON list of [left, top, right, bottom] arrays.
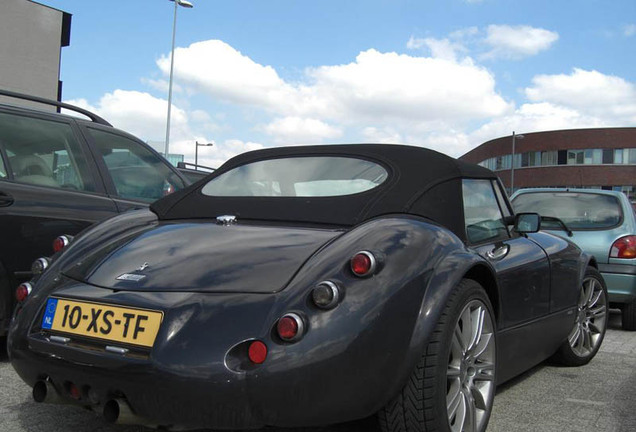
[[103, 398, 155, 427], [32, 380, 62, 404]]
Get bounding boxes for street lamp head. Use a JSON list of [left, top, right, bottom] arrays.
[[196, 141, 215, 147], [170, 0, 194, 8], [517, 134, 525, 139]]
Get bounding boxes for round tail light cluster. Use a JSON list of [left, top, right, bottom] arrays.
[[312, 281, 340, 309], [610, 236, 636, 259], [350, 251, 377, 277], [276, 313, 305, 342], [31, 257, 51, 275], [15, 282, 33, 302], [53, 235, 73, 253], [248, 340, 268, 364]]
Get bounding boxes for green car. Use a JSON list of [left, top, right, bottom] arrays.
[[512, 188, 636, 330]]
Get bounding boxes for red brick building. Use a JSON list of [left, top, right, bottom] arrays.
[[460, 128, 636, 201]]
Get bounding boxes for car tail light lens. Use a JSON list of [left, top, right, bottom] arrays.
[[277, 313, 304, 342], [31, 257, 51, 275], [312, 281, 340, 309], [68, 382, 81, 400], [248, 340, 267, 364], [610, 236, 636, 259], [15, 282, 33, 302], [350, 251, 377, 277], [53, 235, 73, 253]]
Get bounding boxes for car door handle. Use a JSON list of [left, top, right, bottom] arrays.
[[486, 244, 510, 260], [0, 191, 14, 207]]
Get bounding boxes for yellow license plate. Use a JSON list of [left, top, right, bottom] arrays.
[[41, 298, 163, 348]]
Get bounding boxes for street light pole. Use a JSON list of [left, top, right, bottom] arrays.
[[164, 0, 194, 159], [510, 131, 524, 193], [195, 141, 214, 167]]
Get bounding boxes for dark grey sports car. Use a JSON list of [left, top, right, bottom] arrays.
[[8, 144, 607, 432]]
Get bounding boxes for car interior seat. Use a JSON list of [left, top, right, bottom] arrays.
[[10, 155, 58, 187]]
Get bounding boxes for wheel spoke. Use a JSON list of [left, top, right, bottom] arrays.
[[584, 279, 596, 305], [475, 362, 495, 381], [471, 332, 492, 359], [568, 324, 582, 347], [463, 388, 477, 432], [582, 327, 593, 351], [453, 326, 467, 356], [588, 306, 606, 319], [458, 307, 473, 353], [467, 307, 485, 354], [447, 383, 464, 423], [447, 365, 461, 378], [587, 289, 602, 309]]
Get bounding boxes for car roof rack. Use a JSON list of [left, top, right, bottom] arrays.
[[0, 88, 112, 126]]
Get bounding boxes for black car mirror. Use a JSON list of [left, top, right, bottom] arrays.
[[514, 213, 541, 233]]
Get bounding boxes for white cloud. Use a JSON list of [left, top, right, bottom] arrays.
[[624, 24, 636, 37], [525, 68, 636, 122], [67, 90, 189, 143], [406, 36, 465, 61], [261, 117, 342, 144], [160, 40, 511, 130], [362, 126, 403, 144], [483, 25, 559, 59]]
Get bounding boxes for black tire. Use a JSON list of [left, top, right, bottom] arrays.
[[552, 266, 608, 366], [378, 279, 496, 432], [622, 300, 636, 331]]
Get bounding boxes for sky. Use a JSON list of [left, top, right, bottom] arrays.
[[39, 0, 636, 168]]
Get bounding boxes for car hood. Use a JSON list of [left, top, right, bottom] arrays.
[[63, 221, 343, 293]]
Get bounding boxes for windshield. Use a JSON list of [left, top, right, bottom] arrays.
[[201, 156, 388, 197], [512, 192, 622, 230]]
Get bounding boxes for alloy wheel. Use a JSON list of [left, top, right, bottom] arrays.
[[446, 299, 496, 432], [569, 275, 607, 357]]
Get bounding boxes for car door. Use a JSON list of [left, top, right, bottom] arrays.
[[80, 125, 187, 212], [0, 110, 120, 327], [462, 179, 551, 328]]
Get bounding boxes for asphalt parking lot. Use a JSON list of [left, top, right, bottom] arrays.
[[1, 311, 635, 432]]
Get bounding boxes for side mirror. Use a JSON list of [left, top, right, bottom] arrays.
[[514, 213, 541, 233]]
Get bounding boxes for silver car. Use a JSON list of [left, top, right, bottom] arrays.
[[511, 188, 636, 330]]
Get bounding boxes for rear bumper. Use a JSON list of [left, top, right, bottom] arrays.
[[599, 263, 636, 303]]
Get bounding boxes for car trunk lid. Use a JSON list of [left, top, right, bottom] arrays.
[[63, 221, 343, 293]]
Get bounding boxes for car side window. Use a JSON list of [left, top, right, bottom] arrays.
[[0, 149, 6, 179], [88, 128, 185, 202], [0, 112, 94, 191], [462, 179, 510, 244]]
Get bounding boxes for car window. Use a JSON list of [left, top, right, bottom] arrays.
[[462, 179, 509, 244], [88, 128, 185, 202], [0, 112, 94, 191], [201, 156, 388, 197], [512, 192, 622, 230], [0, 150, 6, 179]]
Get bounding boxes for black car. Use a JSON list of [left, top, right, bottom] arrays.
[[8, 144, 607, 432], [0, 89, 188, 336]]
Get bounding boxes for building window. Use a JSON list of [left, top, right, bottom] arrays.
[[568, 150, 585, 164]]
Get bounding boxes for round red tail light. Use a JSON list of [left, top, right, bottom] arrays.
[[277, 313, 304, 342], [350, 251, 377, 277], [610, 236, 636, 259], [53, 235, 72, 253], [15, 282, 33, 302], [248, 340, 267, 364], [68, 382, 81, 400]]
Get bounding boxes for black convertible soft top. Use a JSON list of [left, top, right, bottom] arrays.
[[150, 144, 497, 240]]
